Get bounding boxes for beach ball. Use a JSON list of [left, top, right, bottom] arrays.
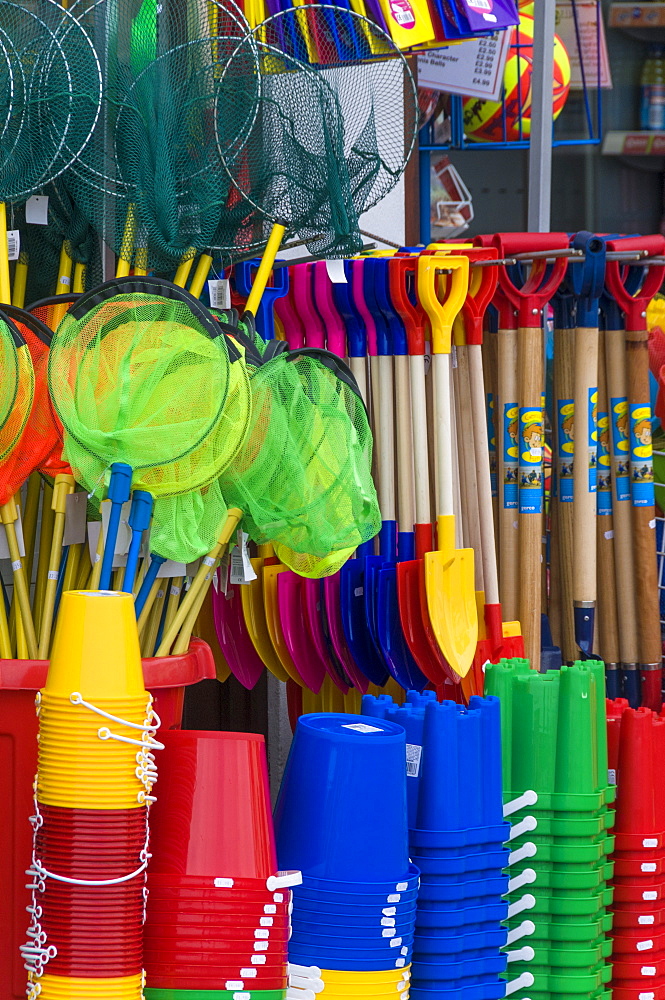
[[463, 13, 571, 142]]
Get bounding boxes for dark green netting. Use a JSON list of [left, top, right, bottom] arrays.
[[216, 5, 418, 258], [0, 0, 102, 200], [66, 0, 261, 274]]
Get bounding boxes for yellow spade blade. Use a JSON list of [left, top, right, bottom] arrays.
[[240, 557, 290, 683], [425, 515, 478, 678]]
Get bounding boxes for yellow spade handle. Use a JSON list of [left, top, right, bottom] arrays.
[[163, 576, 184, 634], [72, 262, 86, 294], [12, 253, 28, 308], [38, 475, 75, 658], [49, 243, 74, 330], [1, 500, 38, 659], [0, 203, 12, 304], [244, 224, 286, 316], [89, 519, 105, 590], [155, 508, 242, 656], [417, 255, 469, 355], [22, 473, 41, 585], [115, 205, 136, 278], [137, 575, 162, 636], [0, 579, 11, 657], [171, 576, 211, 656], [174, 251, 196, 289], [141, 587, 166, 657], [33, 483, 55, 632], [188, 255, 213, 299]]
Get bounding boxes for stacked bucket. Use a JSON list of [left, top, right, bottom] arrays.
[[363, 692, 536, 1000], [143, 729, 293, 999], [274, 714, 416, 1000], [22, 591, 160, 1000], [607, 699, 665, 1000], [485, 658, 615, 1000]]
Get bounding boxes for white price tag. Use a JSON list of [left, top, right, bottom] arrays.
[[25, 195, 49, 225], [63, 492, 88, 546], [156, 559, 187, 578], [0, 508, 26, 559], [208, 278, 231, 309], [7, 230, 19, 261], [325, 259, 347, 284], [229, 530, 257, 585], [406, 743, 422, 778]]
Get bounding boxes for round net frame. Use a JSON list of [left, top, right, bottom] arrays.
[[66, 0, 262, 274], [216, 4, 418, 257], [0, 306, 59, 504], [47, 277, 236, 483], [0, 0, 102, 201], [218, 345, 380, 577], [0, 311, 34, 465]]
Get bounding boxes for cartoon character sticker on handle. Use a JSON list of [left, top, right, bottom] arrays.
[[503, 403, 518, 510], [629, 404, 655, 508], [597, 411, 612, 516], [588, 388, 598, 494], [610, 397, 630, 503], [519, 407, 544, 515], [487, 393, 497, 499], [557, 400, 574, 502]]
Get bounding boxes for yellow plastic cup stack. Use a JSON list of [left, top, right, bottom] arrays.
[[32, 973, 145, 999], [318, 966, 412, 999], [36, 591, 157, 810], [25, 592, 155, 1000]]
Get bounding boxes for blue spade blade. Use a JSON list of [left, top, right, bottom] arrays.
[[339, 542, 389, 686]]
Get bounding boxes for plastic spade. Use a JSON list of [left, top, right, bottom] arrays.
[[393, 256, 453, 687], [606, 233, 665, 710], [418, 253, 477, 679]]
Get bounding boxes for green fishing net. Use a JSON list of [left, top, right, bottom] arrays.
[[0, 312, 34, 464], [0, 0, 102, 201], [0, 315, 20, 437], [47, 278, 251, 563], [218, 344, 380, 577], [216, 4, 418, 258], [66, 0, 261, 275], [12, 180, 102, 304]]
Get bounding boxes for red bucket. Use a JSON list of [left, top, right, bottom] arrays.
[[147, 730, 276, 879], [0, 639, 215, 1000]]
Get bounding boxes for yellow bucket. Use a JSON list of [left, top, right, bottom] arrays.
[[44, 591, 146, 699]]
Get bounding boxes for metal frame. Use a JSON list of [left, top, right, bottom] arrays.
[[419, 0, 604, 239]]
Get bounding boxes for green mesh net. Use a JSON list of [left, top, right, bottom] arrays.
[[218, 345, 380, 577], [216, 5, 418, 258], [12, 180, 102, 305], [0, 307, 58, 504], [0, 315, 19, 436], [47, 278, 251, 563], [48, 279, 234, 479], [66, 0, 261, 274], [0, 312, 34, 465], [0, 0, 102, 201]]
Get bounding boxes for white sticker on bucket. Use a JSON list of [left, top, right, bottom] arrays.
[[640, 916, 655, 924], [342, 723, 384, 733], [644, 839, 659, 848], [643, 892, 658, 900], [406, 744, 422, 777], [637, 940, 654, 950], [642, 968, 657, 977]]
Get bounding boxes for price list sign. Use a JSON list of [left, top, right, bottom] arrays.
[[417, 31, 512, 101]]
